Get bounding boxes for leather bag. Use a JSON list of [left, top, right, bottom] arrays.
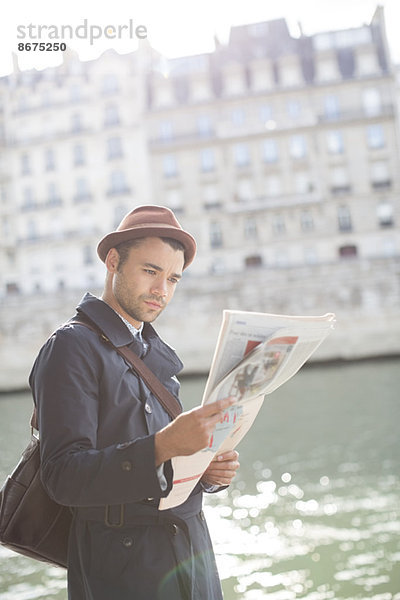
[[0, 318, 182, 568], [0, 427, 71, 568]]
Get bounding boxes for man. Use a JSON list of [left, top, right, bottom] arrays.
[[29, 205, 239, 600]]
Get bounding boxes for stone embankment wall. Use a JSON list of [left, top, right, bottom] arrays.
[[0, 257, 399, 391]]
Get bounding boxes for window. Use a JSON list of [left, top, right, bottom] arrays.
[[104, 104, 120, 127], [26, 219, 38, 240], [73, 143, 85, 166], [83, 245, 94, 266], [317, 58, 338, 82], [260, 104, 273, 125], [382, 238, 396, 257], [102, 74, 119, 95], [52, 215, 63, 237], [362, 88, 382, 117], [287, 100, 301, 119], [163, 155, 178, 178], [22, 187, 35, 209], [274, 249, 289, 267], [260, 104, 273, 124], [339, 244, 358, 258], [338, 205, 352, 231], [107, 137, 123, 160], [371, 160, 391, 189], [289, 135, 307, 159], [244, 218, 258, 240], [210, 259, 226, 274], [159, 121, 174, 141], [330, 166, 351, 194], [6, 282, 20, 295], [165, 189, 183, 211], [304, 247, 317, 264], [113, 205, 128, 228], [191, 80, 212, 101], [272, 214, 286, 235], [300, 210, 314, 232], [74, 178, 91, 202], [233, 144, 250, 167], [262, 139, 278, 163], [21, 153, 31, 175], [236, 178, 254, 202], [197, 115, 213, 137], [203, 184, 220, 209], [200, 148, 215, 172], [108, 170, 129, 195], [17, 95, 28, 112], [225, 72, 245, 96], [231, 108, 245, 126], [245, 255, 263, 268], [44, 148, 55, 171], [324, 95, 340, 120], [236, 179, 253, 202], [70, 84, 82, 102], [47, 182, 61, 205], [377, 201, 394, 227], [265, 175, 282, 196], [367, 124, 385, 150], [294, 172, 312, 194], [71, 113, 82, 133], [326, 130, 344, 154], [210, 222, 223, 248]]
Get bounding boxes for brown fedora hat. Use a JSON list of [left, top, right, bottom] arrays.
[[97, 205, 196, 269]]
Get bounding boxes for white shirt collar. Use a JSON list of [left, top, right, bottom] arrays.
[[117, 312, 144, 338]]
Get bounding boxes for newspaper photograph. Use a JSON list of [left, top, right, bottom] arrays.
[[159, 310, 336, 510]]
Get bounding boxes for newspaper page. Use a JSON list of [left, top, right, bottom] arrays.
[[159, 310, 335, 510]]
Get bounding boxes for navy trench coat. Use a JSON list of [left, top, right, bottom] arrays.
[[29, 293, 224, 600]]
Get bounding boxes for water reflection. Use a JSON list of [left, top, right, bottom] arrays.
[[0, 359, 399, 599], [202, 359, 400, 599]]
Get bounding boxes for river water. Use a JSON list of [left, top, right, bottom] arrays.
[[0, 358, 399, 599]]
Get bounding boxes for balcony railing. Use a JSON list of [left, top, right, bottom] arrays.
[[318, 104, 395, 124]]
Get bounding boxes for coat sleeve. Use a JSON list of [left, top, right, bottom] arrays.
[[30, 327, 173, 507]]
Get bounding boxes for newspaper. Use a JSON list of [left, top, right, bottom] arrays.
[[159, 309, 336, 510]]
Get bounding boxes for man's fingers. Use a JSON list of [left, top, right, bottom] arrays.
[[202, 396, 235, 417], [215, 450, 239, 462]]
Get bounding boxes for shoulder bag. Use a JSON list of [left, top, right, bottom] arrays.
[[0, 318, 182, 568]]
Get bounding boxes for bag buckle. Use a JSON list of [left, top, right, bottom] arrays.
[[104, 504, 124, 528]]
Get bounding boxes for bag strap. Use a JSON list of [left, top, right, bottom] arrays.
[[70, 317, 183, 420]]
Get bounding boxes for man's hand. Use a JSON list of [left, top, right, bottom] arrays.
[[154, 397, 235, 466], [201, 450, 240, 487]]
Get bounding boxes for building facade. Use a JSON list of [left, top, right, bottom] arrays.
[[145, 8, 400, 275], [0, 7, 399, 388]]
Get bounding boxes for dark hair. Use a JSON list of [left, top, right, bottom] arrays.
[[115, 236, 185, 269]]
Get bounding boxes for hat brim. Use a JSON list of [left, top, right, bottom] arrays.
[[97, 223, 196, 269]]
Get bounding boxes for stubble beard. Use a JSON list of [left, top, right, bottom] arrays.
[[117, 292, 166, 324]]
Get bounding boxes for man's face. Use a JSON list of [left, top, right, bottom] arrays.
[[110, 237, 184, 328]]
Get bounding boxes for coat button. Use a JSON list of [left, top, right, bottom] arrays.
[[144, 403, 152, 414], [170, 523, 178, 536], [122, 536, 133, 548], [121, 460, 132, 471]]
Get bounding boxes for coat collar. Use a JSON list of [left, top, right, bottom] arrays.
[[76, 292, 133, 347], [75, 293, 184, 380]]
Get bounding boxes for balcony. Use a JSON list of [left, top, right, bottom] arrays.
[[330, 185, 352, 196], [148, 129, 216, 150], [73, 193, 92, 204], [371, 179, 392, 190], [106, 186, 132, 197], [228, 192, 323, 213], [317, 103, 395, 124]]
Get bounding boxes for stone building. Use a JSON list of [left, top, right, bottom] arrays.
[[145, 8, 399, 274], [0, 6, 399, 388]]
